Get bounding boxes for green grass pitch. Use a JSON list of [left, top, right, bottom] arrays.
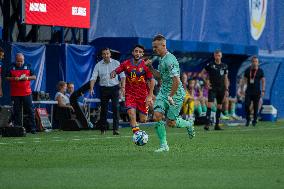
[[0, 121, 284, 189]]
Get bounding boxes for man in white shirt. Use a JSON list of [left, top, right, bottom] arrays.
[[90, 48, 125, 135]]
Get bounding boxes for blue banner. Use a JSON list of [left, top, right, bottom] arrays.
[[65, 44, 96, 89], [89, 0, 284, 51], [11, 43, 46, 91]]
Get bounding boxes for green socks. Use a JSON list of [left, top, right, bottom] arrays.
[[175, 117, 193, 128], [155, 121, 167, 146], [195, 105, 202, 116], [211, 105, 217, 112]]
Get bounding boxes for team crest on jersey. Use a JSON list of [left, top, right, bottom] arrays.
[[249, 0, 267, 40], [139, 68, 143, 72]]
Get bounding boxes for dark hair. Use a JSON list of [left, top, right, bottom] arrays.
[[132, 44, 145, 52], [251, 55, 258, 61], [153, 34, 166, 42], [101, 47, 110, 55], [0, 47, 4, 53], [67, 82, 74, 86], [214, 49, 222, 54]]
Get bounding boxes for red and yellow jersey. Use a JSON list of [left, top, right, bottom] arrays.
[[115, 58, 153, 98], [6, 63, 34, 96]]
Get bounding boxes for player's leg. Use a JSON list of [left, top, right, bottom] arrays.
[[200, 97, 207, 113], [215, 90, 225, 130], [205, 89, 215, 130], [194, 100, 202, 117], [222, 96, 229, 117], [137, 96, 149, 123], [125, 94, 139, 133], [167, 97, 195, 139], [127, 108, 139, 133], [153, 97, 169, 152]]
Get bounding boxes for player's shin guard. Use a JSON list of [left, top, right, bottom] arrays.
[[155, 121, 167, 146]]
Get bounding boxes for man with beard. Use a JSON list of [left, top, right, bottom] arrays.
[[111, 45, 155, 134]]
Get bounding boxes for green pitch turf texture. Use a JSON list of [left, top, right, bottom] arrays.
[[1, 121, 284, 189]]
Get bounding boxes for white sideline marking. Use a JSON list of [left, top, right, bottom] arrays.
[[33, 138, 41, 140], [0, 142, 7, 145], [53, 140, 64, 142], [72, 138, 81, 141], [52, 137, 61, 139], [16, 141, 25, 144]]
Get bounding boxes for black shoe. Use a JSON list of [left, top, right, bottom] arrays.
[[204, 124, 210, 131], [31, 130, 37, 134], [113, 130, 120, 135], [245, 121, 250, 127], [214, 125, 223, 130], [252, 121, 257, 127]]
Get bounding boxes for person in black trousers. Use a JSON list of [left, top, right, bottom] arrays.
[[241, 56, 265, 126], [89, 48, 125, 135], [200, 49, 229, 130]]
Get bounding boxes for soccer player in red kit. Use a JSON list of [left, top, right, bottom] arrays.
[[111, 45, 155, 133]]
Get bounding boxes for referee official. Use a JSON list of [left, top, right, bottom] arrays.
[[200, 49, 229, 130]]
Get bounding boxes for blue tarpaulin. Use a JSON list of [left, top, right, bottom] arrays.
[[89, 0, 284, 51], [11, 43, 46, 91]]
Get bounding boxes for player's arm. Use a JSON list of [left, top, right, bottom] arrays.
[[89, 64, 99, 96], [27, 66, 36, 80], [169, 76, 180, 98], [110, 61, 125, 78], [145, 59, 161, 79]]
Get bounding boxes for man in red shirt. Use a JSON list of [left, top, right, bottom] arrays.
[[6, 53, 37, 134], [111, 45, 155, 133]]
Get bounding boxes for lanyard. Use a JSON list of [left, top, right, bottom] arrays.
[[250, 68, 258, 80]]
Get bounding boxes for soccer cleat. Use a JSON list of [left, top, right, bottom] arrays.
[[220, 114, 230, 120], [132, 126, 140, 134], [186, 124, 195, 139], [204, 124, 210, 131], [154, 144, 169, 152]]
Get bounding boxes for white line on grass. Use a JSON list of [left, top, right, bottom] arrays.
[[0, 142, 7, 145]]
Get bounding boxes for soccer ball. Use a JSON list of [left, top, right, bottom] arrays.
[[132, 130, 149, 146]]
